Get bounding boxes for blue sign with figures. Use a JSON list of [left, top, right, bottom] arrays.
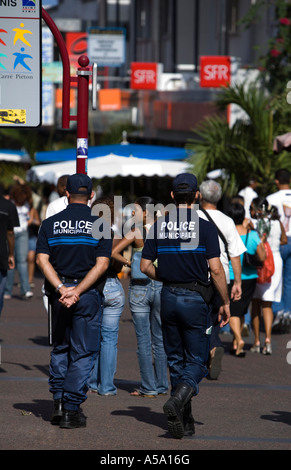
[[0, 0, 42, 127]]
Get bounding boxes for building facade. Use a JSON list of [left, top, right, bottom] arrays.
[[43, 0, 277, 144]]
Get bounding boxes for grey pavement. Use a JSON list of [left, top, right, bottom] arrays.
[[0, 272, 291, 453]]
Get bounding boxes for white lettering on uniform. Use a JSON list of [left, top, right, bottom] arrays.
[[53, 220, 92, 235], [158, 220, 197, 240], [160, 221, 195, 231]]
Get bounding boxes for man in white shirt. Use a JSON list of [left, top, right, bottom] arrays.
[[45, 175, 69, 218], [199, 179, 246, 379], [267, 168, 291, 325], [46, 176, 96, 219], [238, 178, 258, 219], [46, 195, 68, 218]]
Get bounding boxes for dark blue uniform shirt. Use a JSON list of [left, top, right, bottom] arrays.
[[36, 203, 112, 278], [142, 208, 220, 284]]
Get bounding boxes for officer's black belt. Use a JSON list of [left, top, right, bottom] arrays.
[[163, 280, 200, 289], [57, 273, 106, 293], [58, 276, 83, 284], [163, 280, 214, 304]]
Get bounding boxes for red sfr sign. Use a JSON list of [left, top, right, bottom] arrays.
[[130, 62, 161, 90], [200, 56, 231, 88]]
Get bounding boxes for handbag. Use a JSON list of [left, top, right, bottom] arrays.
[[257, 241, 275, 284], [243, 231, 263, 268]]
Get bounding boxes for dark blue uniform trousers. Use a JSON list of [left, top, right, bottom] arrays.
[[161, 286, 211, 396], [49, 286, 103, 411]]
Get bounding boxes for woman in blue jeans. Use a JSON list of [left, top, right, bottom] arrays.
[[88, 274, 125, 395], [88, 196, 125, 395], [4, 184, 34, 299], [112, 197, 168, 397]]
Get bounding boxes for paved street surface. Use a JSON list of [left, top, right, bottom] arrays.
[[0, 271, 291, 454]]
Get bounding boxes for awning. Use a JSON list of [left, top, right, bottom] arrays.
[[0, 149, 31, 163], [35, 143, 188, 163], [28, 154, 190, 185]]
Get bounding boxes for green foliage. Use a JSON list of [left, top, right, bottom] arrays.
[[239, 0, 268, 28], [241, 0, 291, 94], [186, 82, 291, 197], [0, 163, 27, 188], [0, 126, 75, 188]]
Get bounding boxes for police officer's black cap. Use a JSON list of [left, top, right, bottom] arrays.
[[66, 173, 93, 195], [173, 173, 198, 193]]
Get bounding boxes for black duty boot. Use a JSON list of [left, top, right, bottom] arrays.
[[163, 383, 194, 439], [59, 409, 86, 429], [183, 400, 195, 436], [50, 399, 63, 425]]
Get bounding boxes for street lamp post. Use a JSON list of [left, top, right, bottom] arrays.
[[76, 55, 91, 174], [42, 8, 96, 175]]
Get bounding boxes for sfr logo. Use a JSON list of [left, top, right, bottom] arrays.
[[130, 62, 161, 90], [200, 56, 231, 88], [202, 64, 229, 81], [133, 69, 156, 84]]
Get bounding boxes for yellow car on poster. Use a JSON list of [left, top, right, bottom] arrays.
[[0, 109, 26, 124]]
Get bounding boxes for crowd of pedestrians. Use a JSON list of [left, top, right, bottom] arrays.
[[1, 168, 291, 436], [3, 180, 39, 300]]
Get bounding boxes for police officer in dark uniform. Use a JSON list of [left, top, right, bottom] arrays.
[[36, 174, 112, 429], [141, 173, 230, 439]]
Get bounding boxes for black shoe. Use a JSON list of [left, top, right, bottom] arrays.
[[183, 401, 195, 436], [163, 383, 194, 439], [59, 409, 86, 429], [50, 399, 63, 425]]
